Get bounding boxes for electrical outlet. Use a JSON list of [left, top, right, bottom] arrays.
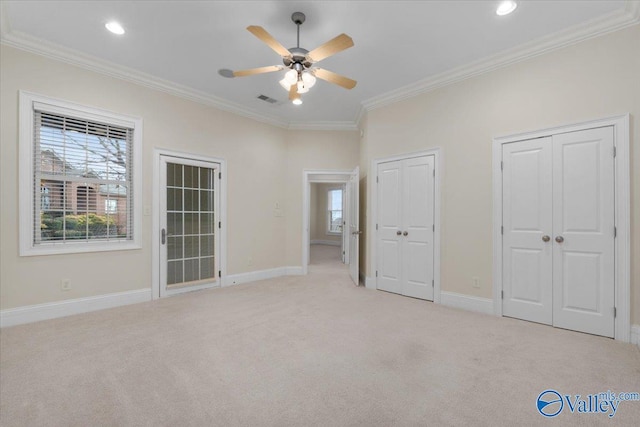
[[472, 277, 480, 289], [60, 279, 71, 291]]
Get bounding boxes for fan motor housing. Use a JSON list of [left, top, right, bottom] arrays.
[[284, 47, 311, 68]]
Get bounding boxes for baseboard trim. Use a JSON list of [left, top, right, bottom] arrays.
[[223, 266, 303, 287], [631, 324, 640, 348], [364, 276, 376, 290], [310, 240, 341, 246], [0, 288, 152, 328], [440, 291, 494, 315]]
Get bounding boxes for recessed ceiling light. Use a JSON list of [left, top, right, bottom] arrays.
[[105, 21, 125, 35], [496, 1, 518, 16]]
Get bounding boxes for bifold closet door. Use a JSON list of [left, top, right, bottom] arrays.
[[377, 155, 435, 300], [552, 127, 615, 337], [502, 137, 553, 325]]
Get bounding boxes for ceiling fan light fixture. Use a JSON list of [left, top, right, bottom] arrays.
[[279, 78, 291, 91], [284, 69, 298, 85], [297, 81, 309, 94], [292, 98, 303, 105], [301, 72, 316, 89], [496, 1, 518, 16]]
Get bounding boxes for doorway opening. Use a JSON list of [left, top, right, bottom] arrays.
[[302, 168, 360, 284]]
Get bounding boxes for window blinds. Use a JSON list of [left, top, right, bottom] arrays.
[[34, 111, 134, 244]]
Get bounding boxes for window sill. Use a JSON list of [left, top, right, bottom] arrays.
[[20, 240, 141, 257]]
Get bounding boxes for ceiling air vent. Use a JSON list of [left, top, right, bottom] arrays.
[[257, 94, 278, 104]]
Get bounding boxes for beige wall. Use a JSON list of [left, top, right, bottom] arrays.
[[361, 25, 640, 322], [310, 183, 343, 242], [284, 130, 360, 266], [0, 46, 359, 310]]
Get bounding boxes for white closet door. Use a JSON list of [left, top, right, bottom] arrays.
[[402, 155, 435, 300], [377, 160, 403, 294], [552, 127, 615, 337], [502, 137, 553, 324]]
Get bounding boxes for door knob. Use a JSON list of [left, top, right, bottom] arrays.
[[542, 235, 550, 242], [403, 231, 408, 236], [397, 231, 402, 235], [555, 236, 564, 243]]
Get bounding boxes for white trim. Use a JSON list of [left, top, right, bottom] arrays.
[[364, 276, 376, 290], [369, 148, 443, 303], [18, 91, 143, 256], [222, 266, 303, 287], [0, 289, 151, 328], [302, 169, 357, 276], [440, 292, 494, 316], [0, 29, 352, 132], [3, 3, 637, 131], [362, 4, 640, 111], [631, 325, 640, 348], [311, 240, 341, 247], [492, 114, 631, 342], [151, 149, 227, 300]]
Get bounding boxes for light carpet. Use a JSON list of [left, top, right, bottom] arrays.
[[1, 245, 639, 426]]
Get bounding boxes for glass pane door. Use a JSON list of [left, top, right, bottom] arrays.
[[160, 156, 219, 297]]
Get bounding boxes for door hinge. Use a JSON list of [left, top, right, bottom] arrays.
[[614, 226, 617, 238], [218, 270, 221, 278], [613, 146, 617, 158], [501, 290, 504, 299], [501, 161, 504, 171], [376, 224, 378, 230], [376, 176, 379, 183], [376, 271, 378, 277], [343, 251, 345, 255], [219, 172, 222, 179], [501, 225, 504, 235], [432, 224, 435, 232], [614, 307, 617, 318], [218, 221, 221, 229], [432, 279, 434, 288], [433, 169, 435, 177]]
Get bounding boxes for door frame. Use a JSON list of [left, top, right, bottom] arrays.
[[302, 169, 356, 276], [370, 148, 442, 303], [492, 114, 630, 342], [152, 148, 227, 299]]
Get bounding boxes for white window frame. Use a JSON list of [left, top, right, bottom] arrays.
[[19, 91, 143, 256], [326, 187, 343, 235]]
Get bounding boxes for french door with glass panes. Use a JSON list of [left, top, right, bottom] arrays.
[[159, 155, 220, 297]]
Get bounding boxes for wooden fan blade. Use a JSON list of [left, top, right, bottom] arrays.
[[306, 34, 354, 63], [289, 83, 299, 101], [313, 68, 357, 90], [233, 66, 283, 77], [247, 26, 292, 58]]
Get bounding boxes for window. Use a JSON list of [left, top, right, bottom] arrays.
[[19, 92, 142, 255], [327, 188, 343, 234]]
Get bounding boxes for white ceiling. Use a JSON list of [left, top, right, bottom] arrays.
[[1, 1, 636, 128]]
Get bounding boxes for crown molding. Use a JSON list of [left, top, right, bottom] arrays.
[[288, 121, 359, 131], [363, 2, 640, 112], [0, 29, 365, 130]]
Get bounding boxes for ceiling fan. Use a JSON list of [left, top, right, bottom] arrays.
[[228, 12, 357, 105]]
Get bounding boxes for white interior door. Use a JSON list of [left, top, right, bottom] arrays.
[[159, 155, 220, 297], [552, 127, 615, 337], [502, 137, 553, 324], [402, 155, 435, 300], [348, 167, 359, 284], [377, 160, 403, 294], [501, 127, 615, 338], [376, 156, 435, 300]]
